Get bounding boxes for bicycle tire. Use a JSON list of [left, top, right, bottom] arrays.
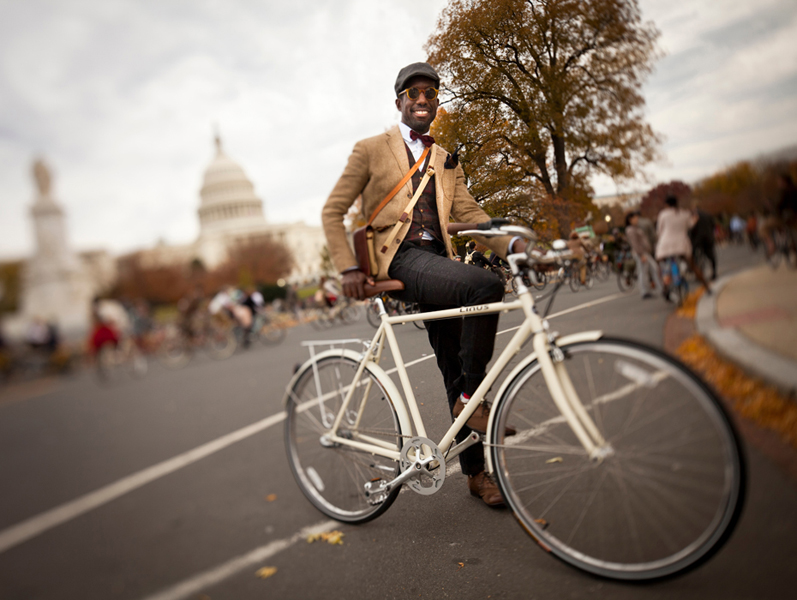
[[785, 229, 797, 269], [341, 304, 362, 323], [285, 354, 404, 523], [617, 264, 636, 293], [366, 301, 382, 328], [402, 302, 426, 329], [205, 326, 237, 360], [95, 343, 122, 384], [157, 329, 191, 370], [766, 246, 783, 269], [257, 319, 286, 345], [568, 270, 580, 293], [594, 261, 611, 283], [490, 337, 745, 580], [532, 271, 548, 291], [676, 279, 689, 307], [128, 343, 148, 378]]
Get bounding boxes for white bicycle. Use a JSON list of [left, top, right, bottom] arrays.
[[283, 224, 745, 581]]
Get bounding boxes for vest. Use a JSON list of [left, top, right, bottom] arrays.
[[404, 145, 443, 243]]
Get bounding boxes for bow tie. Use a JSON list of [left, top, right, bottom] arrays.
[[410, 130, 435, 148]]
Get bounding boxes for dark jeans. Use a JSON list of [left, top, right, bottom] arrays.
[[388, 241, 504, 475]]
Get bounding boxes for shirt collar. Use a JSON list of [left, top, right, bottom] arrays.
[[399, 121, 429, 145]]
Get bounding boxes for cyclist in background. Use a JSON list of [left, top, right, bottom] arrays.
[[566, 231, 590, 285], [762, 173, 797, 258], [464, 241, 491, 269], [655, 195, 712, 294]]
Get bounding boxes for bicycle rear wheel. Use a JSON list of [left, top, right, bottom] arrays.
[[257, 318, 286, 345], [594, 260, 611, 282], [617, 265, 636, 292], [490, 338, 745, 580], [205, 325, 237, 359], [285, 354, 404, 523]]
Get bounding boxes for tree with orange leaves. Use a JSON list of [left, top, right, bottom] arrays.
[[428, 0, 662, 239]]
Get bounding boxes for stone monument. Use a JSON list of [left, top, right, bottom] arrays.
[[16, 159, 94, 339]]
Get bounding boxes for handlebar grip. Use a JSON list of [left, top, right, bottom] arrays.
[[477, 218, 511, 231]]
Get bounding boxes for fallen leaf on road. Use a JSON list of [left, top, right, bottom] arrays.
[[545, 457, 563, 463], [457, 562, 465, 570], [307, 530, 344, 545], [255, 566, 277, 579], [265, 494, 277, 502]]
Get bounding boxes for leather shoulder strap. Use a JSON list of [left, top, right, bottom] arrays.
[[366, 145, 431, 226]]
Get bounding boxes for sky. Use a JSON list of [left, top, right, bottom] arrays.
[[1, 0, 796, 259]]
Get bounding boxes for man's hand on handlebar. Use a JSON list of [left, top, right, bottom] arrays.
[[341, 269, 374, 301]]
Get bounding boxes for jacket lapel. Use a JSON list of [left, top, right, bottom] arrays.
[[434, 144, 453, 220], [386, 126, 410, 177]]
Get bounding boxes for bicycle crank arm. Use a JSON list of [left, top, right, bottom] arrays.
[[444, 431, 481, 461], [386, 454, 439, 491]]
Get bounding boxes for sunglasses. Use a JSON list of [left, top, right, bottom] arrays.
[[399, 87, 439, 101]]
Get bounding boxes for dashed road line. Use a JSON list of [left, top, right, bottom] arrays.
[[139, 520, 336, 600]]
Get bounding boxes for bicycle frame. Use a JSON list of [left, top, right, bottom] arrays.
[[292, 252, 608, 480]]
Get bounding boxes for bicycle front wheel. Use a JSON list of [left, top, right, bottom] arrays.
[[285, 354, 404, 524], [568, 270, 580, 292], [490, 338, 745, 580], [594, 260, 611, 282]]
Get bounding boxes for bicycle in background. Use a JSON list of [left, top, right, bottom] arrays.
[[661, 256, 690, 306]]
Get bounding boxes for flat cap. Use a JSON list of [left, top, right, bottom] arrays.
[[394, 62, 440, 96]]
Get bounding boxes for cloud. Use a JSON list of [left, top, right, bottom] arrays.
[[620, 0, 797, 193], [0, 0, 451, 257], [1, 0, 795, 257]]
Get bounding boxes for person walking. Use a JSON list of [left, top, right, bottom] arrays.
[[690, 208, 717, 281], [322, 62, 524, 507], [625, 211, 664, 299]]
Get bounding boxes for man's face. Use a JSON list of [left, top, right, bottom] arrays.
[[395, 75, 438, 133]]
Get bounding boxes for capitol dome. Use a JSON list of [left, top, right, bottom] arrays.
[[198, 135, 266, 233]]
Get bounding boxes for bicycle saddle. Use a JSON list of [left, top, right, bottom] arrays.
[[363, 280, 405, 298]]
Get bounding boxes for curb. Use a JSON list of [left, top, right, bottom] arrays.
[[696, 271, 797, 397]]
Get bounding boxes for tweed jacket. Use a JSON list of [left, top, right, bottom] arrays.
[[322, 125, 510, 280]]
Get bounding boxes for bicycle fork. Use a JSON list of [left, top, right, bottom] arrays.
[[532, 333, 612, 461]]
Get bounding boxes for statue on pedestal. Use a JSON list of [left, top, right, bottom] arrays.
[[33, 159, 52, 196]]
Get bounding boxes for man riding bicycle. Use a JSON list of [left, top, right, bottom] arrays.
[[322, 62, 525, 507]]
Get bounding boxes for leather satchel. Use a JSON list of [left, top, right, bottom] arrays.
[[352, 224, 378, 278], [352, 145, 431, 278]]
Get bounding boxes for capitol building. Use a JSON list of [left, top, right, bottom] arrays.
[[134, 135, 325, 282], [1, 136, 325, 341]]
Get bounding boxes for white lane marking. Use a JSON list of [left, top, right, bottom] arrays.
[[0, 411, 286, 554], [0, 292, 622, 554], [139, 520, 335, 600], [497, 292, 626, 336]]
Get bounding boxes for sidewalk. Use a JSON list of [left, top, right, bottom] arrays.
[[696, 263, 797, 397]]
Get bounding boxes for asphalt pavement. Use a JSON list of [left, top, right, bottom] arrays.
[[1, 244, 796, 600]]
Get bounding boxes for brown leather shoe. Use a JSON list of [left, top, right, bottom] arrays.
[[468, 471, 505, 507], [453, 398, 516, 436]]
